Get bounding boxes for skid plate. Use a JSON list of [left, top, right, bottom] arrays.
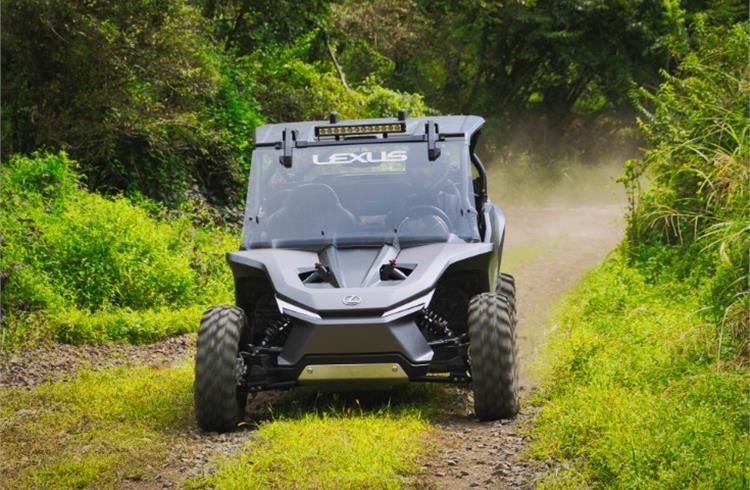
[[297, 363, 408, 383]]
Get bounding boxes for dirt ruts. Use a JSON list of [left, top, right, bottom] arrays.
[[422, 203, 623, 489]]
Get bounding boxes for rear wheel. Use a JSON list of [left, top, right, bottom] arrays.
[[194, 305, 248, 432], [468, 293, 519, 420]]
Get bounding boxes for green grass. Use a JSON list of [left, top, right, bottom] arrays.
[[188, 386, 451, 489], [0, 363, 194, 489], [193, 414, 427, 489], [530, 251, 749, 489], [0, 362, 453, 489]]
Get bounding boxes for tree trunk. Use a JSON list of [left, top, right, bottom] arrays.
[[224, 0, 251, 52]]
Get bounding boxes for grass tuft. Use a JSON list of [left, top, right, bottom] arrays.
[[197, 414, 428, 489], [188, 385, 452, 489]]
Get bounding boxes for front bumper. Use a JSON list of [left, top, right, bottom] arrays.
[[282, 352, 438, 387], [278, 316, 433, 366], [242, 301, 468, 391]]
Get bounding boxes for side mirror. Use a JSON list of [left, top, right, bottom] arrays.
[[425, 121, 441, 161], [279, 128, 296, 168]]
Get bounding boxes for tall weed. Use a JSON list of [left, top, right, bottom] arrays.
[[624, 20, 749, 351]]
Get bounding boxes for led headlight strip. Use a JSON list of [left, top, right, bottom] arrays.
[[315, 122, 406, 137], [381, 289, 435, 320]]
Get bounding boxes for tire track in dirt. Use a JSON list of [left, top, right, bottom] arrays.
[[422, 203, 623, 489]]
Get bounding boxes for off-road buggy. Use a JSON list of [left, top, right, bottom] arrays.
[[194, 111, 519, 432]]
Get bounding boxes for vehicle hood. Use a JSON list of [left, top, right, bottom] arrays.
[[227, 242, 493, 316]]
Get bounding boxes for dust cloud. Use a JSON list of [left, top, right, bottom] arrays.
[[481, 152, 628, 388], [485, 155, 627, 208]]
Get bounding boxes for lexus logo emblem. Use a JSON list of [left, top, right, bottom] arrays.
[[342, 295, 362, 306]]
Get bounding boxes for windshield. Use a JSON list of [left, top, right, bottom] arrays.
[[241, 140, 480, 250]]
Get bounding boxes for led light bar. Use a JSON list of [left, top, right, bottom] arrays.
[[315, 122, 406, 137]]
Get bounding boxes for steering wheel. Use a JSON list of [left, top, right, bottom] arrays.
[[393, 205, 453, 231]]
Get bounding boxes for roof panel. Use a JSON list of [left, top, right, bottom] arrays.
[[254, 115, 485, 145]]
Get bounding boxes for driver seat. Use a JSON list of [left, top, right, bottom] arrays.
[[265, 183, 358, 240]]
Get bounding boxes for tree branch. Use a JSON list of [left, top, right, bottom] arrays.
[[322, 29, 350, 91]]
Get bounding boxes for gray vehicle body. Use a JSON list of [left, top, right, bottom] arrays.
[[228, 115, 505, 390]]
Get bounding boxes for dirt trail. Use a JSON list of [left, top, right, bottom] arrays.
[[506, 204, 624, 389], [0, 334, 196, 388], [424, 202, 624, 489]]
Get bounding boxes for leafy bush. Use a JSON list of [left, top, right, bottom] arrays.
[[624, 20, 749, 350], [531, 253, 749, 488], [1, 153, 234, 349]]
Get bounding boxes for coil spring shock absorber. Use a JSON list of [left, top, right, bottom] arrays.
[[417, 308, 454, 340], [260, 316, 293, 348]]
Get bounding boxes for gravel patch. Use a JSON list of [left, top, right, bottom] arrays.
[[0, 334, 196, 388], [419, 387, 542, 489]]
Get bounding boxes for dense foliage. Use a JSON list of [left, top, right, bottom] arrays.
[[2, 0, 249, 202], [4, 0, 746, 203], [625, 18, 749, 355], [0, 152, 234, 348]]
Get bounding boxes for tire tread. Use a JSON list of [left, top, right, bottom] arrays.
[[468, 292, 519, 420], [194, 305, 246, 432]]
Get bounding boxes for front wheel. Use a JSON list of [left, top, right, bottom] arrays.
[[468, 293, 519, 420], [496, 273, 517, 322], [194, 305, 248, 432]]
